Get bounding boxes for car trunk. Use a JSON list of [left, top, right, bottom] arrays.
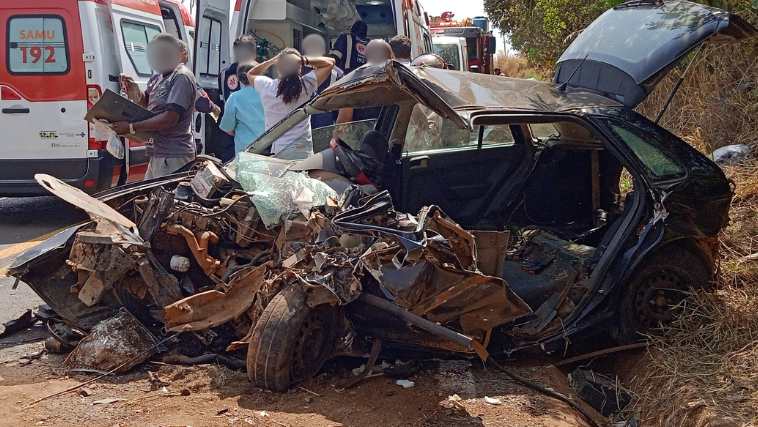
[[554, 0, 757, 108]]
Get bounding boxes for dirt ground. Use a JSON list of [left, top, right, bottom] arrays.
[[0, 330, 600, 427]]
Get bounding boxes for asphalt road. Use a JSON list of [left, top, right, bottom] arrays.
[[0, 196, 86, 360]]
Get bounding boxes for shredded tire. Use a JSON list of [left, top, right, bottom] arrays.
[[247, 286, 337, 391]]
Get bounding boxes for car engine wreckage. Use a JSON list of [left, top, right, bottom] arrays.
[[6, 154, 625, 424], [14, 154, 614, 392]]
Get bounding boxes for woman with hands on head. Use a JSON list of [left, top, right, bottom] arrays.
[[246, 48, 335, 160]]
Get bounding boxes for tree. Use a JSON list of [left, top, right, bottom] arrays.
[[484, 0, 624, 70]]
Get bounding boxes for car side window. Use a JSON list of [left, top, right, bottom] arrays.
[[480, 125, 515, 147], [405, 105, 514, 152], [7, 15, 69, 74], [405, 104, 473, 152], [311, 118, 378, 153], [121, 20, 162, 76], [606, 120, 684, 179]]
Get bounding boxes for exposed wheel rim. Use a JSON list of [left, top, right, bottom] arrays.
[[291, 306, 335, 382], [633, 269, 690, 329]]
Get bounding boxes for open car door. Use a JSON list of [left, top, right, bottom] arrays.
[[554, 0, 757, 108]]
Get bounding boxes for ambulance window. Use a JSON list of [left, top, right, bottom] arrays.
[[7, 15, 69, 74], [121, 20, 161, 76], [198, 16, 222, 77], [161, 7, 182, 40]]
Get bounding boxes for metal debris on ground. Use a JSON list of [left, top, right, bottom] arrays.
[[10, 160, 537, 393], [568, 368, 632, 417], [0, 309, 36, 338], [64, 309, 161, 374]]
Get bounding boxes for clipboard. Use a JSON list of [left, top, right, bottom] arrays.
[[85, 89, 155, 141]]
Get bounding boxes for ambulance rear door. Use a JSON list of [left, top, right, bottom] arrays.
[[192, 0, 232, 91]]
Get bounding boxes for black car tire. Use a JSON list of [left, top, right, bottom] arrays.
[[615, 246, 712, 343], [246, 286, 338, 392]]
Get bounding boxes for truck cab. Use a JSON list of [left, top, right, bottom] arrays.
[[432, 36, 468, 71]]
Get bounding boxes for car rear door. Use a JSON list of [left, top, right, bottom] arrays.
[[554, 0, 757, 108], [0, 1, 90, 183], [397, 106, 526, 228]]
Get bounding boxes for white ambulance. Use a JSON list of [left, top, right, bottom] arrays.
[[0, 0, 432, 195], [0, 0, 194, 195]]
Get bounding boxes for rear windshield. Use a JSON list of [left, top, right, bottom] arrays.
[[6, 15, 69, 74]]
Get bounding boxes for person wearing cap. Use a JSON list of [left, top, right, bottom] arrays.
[[329, 20, 368, 74], [335, 39, 392, 126], [247, 49, 335, 159]]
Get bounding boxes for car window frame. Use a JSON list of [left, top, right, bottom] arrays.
[[403, 104, 518, 155], [6, 14, 71, 76], [120, 19, 162, 77]]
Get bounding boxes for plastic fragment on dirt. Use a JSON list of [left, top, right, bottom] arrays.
[[484, 396, 502, 405], [64, 309, 159, 374], [395, 379, 415, 389], [568, 368, 632, 417], [235, 152, 337, 228], [92, 397, 126, 405]]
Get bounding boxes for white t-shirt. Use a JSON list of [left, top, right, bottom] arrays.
[[254, 71, 319, 156]]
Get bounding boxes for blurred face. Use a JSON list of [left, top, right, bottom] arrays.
[[276, 52, 302, 78], [148, 40, 181, 74], [234, 45, 257, 64], [366, 40, 391, 64], [302, 35, 326, 57]]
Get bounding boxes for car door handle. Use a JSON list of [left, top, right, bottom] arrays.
[[2, 107, 30, 114], [409, 155, 430, 170]]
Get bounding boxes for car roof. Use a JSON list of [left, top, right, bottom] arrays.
[[321, 62, 623, 115], [413, 66, 623, 113]]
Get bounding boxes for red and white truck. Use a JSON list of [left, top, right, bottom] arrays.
[[430, 12, 496, 74]]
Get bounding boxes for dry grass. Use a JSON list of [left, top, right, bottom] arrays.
[[494, 53, 545, 79], [629, 38, 758, 426]]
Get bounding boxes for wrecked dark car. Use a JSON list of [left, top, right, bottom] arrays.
[[6, 0, 755, 392]]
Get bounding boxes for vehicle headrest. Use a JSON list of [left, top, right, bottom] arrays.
[[359, 130, 388, 161]]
